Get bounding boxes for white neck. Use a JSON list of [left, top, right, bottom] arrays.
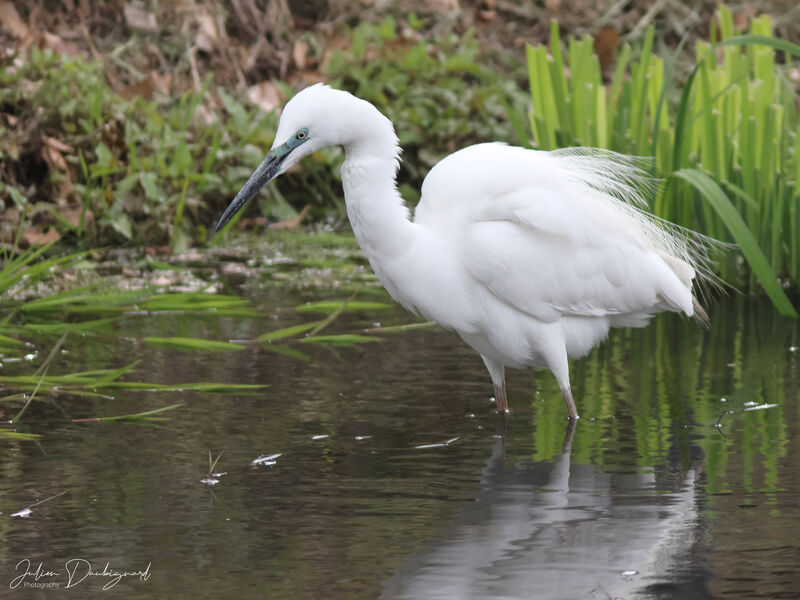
[[339, 133, 417, 295]]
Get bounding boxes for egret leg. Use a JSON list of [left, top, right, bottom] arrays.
[[494, 381, 509, 414], [545, 345, 580, 420], [481, 355, 509, 414], [561, 417, 577, 455], [561, 386, 579, 420], [495, 410, 508, 437]]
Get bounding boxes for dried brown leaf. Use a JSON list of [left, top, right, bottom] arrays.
[[124, 2, 158, 33], [59, 205, 94, 228], [41, 31, 81, 57], [120, 73, 158, 100], [0, 1, 30, 40], [293, 39, 309, 71], [247, 81, 283, 113], [43, 135, 74, 154], [544, 0, 560, 16], [733, 6, 757, 32], [197, 11, 218, 42], [22, 225, 60, 246], [269, 205, 311, 230], [593, 27, 619, 73], [42, 144, 68, 172]]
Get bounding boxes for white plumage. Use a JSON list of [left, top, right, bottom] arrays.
[[216, 84, 714, 419]]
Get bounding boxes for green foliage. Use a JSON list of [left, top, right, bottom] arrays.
[[0, 47, 284, 247], [1, 21, 525, 245], [525, 8, 800, 309]]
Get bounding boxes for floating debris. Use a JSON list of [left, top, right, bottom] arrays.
[[415, 437, 460, 450], [11, 491, 67, 517], [200, 477, 219, 486], [354, 435, 372, 441], [311, 434, 329, 440], [744, 403, 779, 411], [251, 453, 282, 466]]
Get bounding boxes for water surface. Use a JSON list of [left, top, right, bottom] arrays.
[[1, 287, 798, 599]]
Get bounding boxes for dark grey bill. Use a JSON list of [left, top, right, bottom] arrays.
[[214, 149, 287, 232]]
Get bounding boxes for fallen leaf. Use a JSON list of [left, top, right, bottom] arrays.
[[197, 10, 218, 40], [0, 1, 30, 40], [247, 81, 282, 113], [120, 73, 157, 100], [59, 205, 94, 228], [43, 136, 74, 153], [195, 10, 218, 52], [22, 225, 60, 246], [124, 2, 158, 32], [293, 39, 309, 70], [296, 69, 325, 85], [733, 6, 757, 31], [476, 0, 496, 22], [544, 0, 560, 15], [42, 135, 72, 178], [594, 27, 619, 74], [41, 31, 81, 57], [193, 101, 218, 126], [270, 204, 311, 229], [236, 217, 268, 230], [42, 143, 68, 171]]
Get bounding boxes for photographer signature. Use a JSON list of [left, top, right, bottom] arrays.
[[10, 558, 151, 591]]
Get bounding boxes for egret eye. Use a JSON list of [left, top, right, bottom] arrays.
[[296, 130, 307, 140]]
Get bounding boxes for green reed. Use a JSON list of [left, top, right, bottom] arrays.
[[525, 6, 799, 317]]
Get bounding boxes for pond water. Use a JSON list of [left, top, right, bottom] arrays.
[[1, 277, 798, 599]]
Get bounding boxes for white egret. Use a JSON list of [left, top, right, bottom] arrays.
[[216, 84, 714, 419]]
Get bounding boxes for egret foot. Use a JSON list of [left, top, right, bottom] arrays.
[[493, 382, 509, 413]]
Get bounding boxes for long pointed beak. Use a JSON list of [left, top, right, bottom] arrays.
[[214, 147, 288, 232]]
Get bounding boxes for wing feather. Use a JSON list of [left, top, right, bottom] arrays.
[[414, 144, 710, 323]]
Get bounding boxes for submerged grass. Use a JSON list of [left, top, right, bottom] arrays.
[[257, 290, 402, 348], [10, 328, 69, 424], [143, 337, 246, 352], [72, 402, 184, 424], [0, 245, 272, 441]]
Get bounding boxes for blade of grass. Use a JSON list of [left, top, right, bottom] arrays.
[[362, 321, 438, 333], [11, 328, 70, 424], [0, 430, 41, 441], [72, 402, 184, 423], [257, 320, 325, 342], [206, 449, 224, 478], [671, 169, 797, 317], [98, 382, 268, 392], [306, 290, 361, 336], [301, 334, 381, 346], [143, 337, 247, 351], [294, 300, 392, 314]]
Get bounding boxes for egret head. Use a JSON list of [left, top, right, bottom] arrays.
[[215, 84, 391, 232]]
